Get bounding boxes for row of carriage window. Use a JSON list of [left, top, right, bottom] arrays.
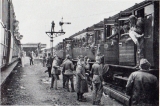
[[55, 23, 131, 50]]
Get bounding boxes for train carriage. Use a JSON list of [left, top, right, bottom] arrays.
[[55, 42, 64, 59], [1, 0, 22, 70], [63, 38, 73, 59], [60, 1, 159, 106], [102, 1, 159, 105]]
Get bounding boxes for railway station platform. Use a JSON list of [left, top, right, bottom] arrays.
[[1, 61, 19, 86], [1, 58, 123, 105], [1, 57, 31, 86]]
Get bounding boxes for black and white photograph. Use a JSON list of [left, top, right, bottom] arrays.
[[0, 0, 159, 105]]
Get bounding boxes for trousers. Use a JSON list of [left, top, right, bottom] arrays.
[[65, 75, 74, 91], [63, 74, 67, 88], [51, 74, 58, 89], [48, 67, 51, 77], [92, 82, 103, 102], [30, 59, 33, 65]]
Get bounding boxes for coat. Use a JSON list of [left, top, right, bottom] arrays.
[[51, 57, 60, 75], [91, 62, 103, 83], [46, 57, 53, 68], [76, 64, 88, 93], [62, 59, 74, 75], [126, 69, 158, 105]]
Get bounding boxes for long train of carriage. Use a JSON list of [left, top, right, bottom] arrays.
[[54, 1, 159, 105], [1, 0, 22, 85]]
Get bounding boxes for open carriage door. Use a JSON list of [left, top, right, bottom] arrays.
[[94, 23, 104, 61], [63, 39, 73, 58], [103, 19, 119, 64], [134, 3, 155, 67], [118, 11, 136, 66]]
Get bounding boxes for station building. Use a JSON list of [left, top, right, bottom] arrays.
[[22, 43, 46, 57]]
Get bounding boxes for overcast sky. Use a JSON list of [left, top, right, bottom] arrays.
[[12, 0, 144, 48]]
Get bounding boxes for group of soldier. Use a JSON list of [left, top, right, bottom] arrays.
[[43, 53, 105, 105], [42, 52, 158, 105]]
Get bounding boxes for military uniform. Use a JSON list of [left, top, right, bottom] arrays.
[[91, 61, 104, 105], [51, 56, 60, 89], [128, 15, 144, 66], [46, 56, 53, 77], [126, 59, 158, 105], [62, 59, 75, 92], [76, 63, 88, 101]]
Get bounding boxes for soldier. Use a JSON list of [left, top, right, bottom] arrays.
[[20, 50, 25, 67], [61, 55, 68, 88], [125, 15, 144, 67], [84, 57, 91, 86], [46, 53, 53, 78], [61, 54, 75, 92], [126, 59, 158, 105], [29, 51, 34, 65], [50, 55, 60, 90], [42, 52, 47, 67], [91, 56, 104, 105], [76, 57, 88, 102]]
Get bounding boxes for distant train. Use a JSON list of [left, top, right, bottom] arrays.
[[1, 0, 22, 70], [55, 1, 159, 105]]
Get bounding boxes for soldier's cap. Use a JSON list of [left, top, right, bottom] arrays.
[[95, 56, 101, 63], [84, 56, 88, 60], [66, 54, 71, 59], [87, 58, 91, 62], [79, 55, 84, 59], [96, 52, 101, 56], [140, 58, 151, 68], [129, 15, 137, 21]]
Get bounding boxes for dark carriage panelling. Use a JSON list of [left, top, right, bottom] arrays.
[[119, 41, 135, 66], [73, 47, 95, 61], [86, 48, 95, 61], [56, 50, 63, 59], [143, 4, 154, 66], [104, 41, 119, 64], [64, 49, 72, 58], [73, 48, 81, 59]]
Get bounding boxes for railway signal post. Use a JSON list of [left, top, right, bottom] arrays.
[[45, 18, 71, 56]]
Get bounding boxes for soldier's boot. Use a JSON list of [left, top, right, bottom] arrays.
[[77, 93, 80, 101], [96, 100, 101, 105], [50, 77, 54, 89], [92, 101, 96, 105], [71, 83, 75, 92], [79, 93, 86, 102]]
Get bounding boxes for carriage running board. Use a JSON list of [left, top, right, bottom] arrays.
[[103, 85, 131, 106]]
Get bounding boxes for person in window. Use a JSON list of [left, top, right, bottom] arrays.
[[66, 43, 71, 52], [125, 15, 144, 67], [126, 59, 158, 105], [106, 24, 119, 40]]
